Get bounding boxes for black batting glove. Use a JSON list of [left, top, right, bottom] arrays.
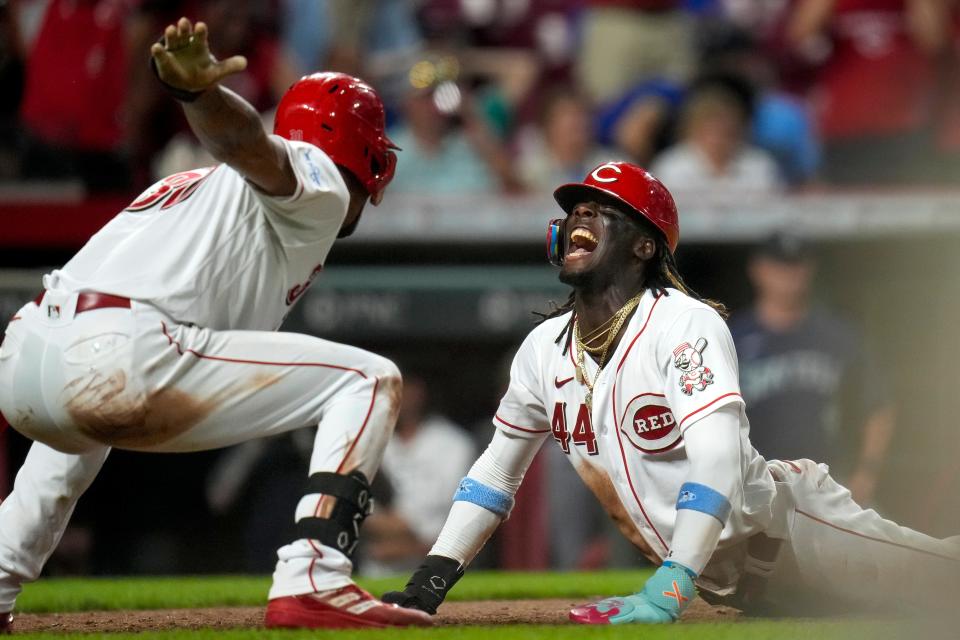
[[381, 555, 464, 615]]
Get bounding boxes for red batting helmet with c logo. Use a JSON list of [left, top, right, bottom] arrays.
[[274, 72, 399, 204], [553, 162, 680, 253]]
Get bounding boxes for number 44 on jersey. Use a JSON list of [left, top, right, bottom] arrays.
[[551, 402, 598, 455]]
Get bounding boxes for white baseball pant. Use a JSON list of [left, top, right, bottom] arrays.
[[704, 458, 960, 615], [765, 458, 960, 614], [0, 290, 401, 610]]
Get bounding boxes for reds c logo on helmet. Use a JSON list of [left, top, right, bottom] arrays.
[[590, 162, 622, 183], [274, 72, 400, 205], [552, 161, 680, 254]]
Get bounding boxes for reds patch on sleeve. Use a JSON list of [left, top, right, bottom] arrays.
[[661, 309, 743, 432], [672, 338, 715, 396]]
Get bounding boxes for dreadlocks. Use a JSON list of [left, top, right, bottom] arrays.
[[535, 233, 727, 356], [647, 243, 728, 318]]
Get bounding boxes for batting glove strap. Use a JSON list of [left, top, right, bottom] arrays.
[[149, 41, 205, 102], [381, 555, 464, 615]]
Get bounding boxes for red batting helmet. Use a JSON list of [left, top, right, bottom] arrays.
[[274, 72, 399, 204], [553, 162, 680, 253]]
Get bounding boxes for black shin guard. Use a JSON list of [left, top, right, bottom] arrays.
[[295, 471, 373, 558]]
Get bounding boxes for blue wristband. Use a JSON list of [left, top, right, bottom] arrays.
[[662, 560, 697, 579], [453, 477, 514, 517], [675, 482, 732, 525]]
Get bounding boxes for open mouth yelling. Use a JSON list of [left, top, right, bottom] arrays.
[[567, 227, 599, 260]]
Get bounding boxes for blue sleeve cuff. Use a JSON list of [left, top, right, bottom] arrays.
[[662, 560, 697, 579], [453, 477, 514, 518], [676, 482, 732, 525], [641, 562, 698, 618]]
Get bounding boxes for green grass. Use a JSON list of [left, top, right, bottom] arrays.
[[15, 570, 657, 614], [12, 621, 916, 640], [12, 571, 933, 639]]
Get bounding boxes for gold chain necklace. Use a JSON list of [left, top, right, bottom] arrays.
[[574, 292, 644, 411], [578, 313, 618, 350]]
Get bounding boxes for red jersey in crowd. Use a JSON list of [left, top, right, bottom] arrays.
[[20, 0, 132, 151], [814, 0, 933, 141]]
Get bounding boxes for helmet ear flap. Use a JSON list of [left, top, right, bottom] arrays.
[[547, 218, 565, 267]]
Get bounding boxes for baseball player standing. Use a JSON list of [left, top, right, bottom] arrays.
[[382, 162, 960, 622], [0, 18, 431, 631]]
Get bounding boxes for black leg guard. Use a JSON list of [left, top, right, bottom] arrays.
[[295, 471, 373, 558]]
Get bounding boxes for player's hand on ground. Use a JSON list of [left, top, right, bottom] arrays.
[[570, 593, 675, 624], [380, 589, 431, 613], [380, 555, 465, 615], [569, 563, 696, 625], [150, 17, 247, 93]]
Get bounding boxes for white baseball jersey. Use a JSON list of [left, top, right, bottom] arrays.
[[493, 288, 776, 560], [44, 138, 347, 331]]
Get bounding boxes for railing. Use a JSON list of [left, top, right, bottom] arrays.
[[3, 187, 960, 248]]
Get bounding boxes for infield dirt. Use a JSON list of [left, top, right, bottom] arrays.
[[12, 598, 739, 633]]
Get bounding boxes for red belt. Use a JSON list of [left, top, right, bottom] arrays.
[[33, 292, 132, 314]]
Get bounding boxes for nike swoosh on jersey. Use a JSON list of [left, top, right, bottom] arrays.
[[555, 376, 575, 388]]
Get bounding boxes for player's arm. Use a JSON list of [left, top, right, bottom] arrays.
[[582, 309, 746, 625], [655, 311, 746, 613], [383, 332, 550, 613], [666, 405, 742, 574], [382, 428, 544, 613], [150, 18, 296, 196], [575, 408, 744, 626]]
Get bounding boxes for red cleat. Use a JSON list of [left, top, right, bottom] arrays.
[[0, 612, 11, 634], [264, 584, 433, 629]]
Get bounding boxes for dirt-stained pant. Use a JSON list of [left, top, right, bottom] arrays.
[[0, 291, 401, 610], [702, 459, 960, 616]]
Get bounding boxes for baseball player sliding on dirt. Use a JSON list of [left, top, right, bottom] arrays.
[[0, 18, 431, 631], [383, 162, 960, 623]]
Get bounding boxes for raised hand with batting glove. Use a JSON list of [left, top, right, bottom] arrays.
[[149, 17, 247, 100]]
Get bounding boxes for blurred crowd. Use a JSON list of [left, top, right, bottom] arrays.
[[2, 0, 960, 197]]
